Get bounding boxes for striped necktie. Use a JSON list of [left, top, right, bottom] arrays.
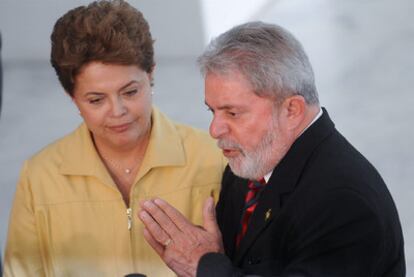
[[236, 177, 266, 247]]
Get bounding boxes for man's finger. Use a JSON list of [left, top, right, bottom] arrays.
[[143, 228, 165, 256], [153, 198, 192, 231], [142, 200, 182, 238], [139, 210, 171, 246], [202, 197, 220, 234]]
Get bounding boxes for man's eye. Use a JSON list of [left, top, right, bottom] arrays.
[[228, 111, 237, 117]]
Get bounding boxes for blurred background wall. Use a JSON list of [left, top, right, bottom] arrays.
[[1, 0, 413, 272]]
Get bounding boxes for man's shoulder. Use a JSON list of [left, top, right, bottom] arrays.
[[308, 128, 383, 185]]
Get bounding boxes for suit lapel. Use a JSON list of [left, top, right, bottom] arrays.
[[233, 171, 284, 263], [221, 176, 250, 259], [233, 108, 336, 264]]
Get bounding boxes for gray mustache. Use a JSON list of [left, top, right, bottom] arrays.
[[217, 140, 242, 151]]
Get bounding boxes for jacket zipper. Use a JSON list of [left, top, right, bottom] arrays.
[[126, 207, 132, 230]]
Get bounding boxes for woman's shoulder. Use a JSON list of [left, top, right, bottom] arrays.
[[27, 124, 85, 168], [172, 122, 227, 170], [154, 108, 218, 151], [173, 121, 219, 153]]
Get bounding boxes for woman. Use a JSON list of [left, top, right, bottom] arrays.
[[4, 1, 225, 276]]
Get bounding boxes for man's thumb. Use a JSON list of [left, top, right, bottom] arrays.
[[203, 196, 219, 233]]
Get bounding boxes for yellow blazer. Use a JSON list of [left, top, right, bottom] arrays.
[[4, 108, 226, 277]]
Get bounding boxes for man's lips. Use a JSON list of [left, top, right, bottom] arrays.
[[107, 122, 131, 133], [222, 148, 240, 158]]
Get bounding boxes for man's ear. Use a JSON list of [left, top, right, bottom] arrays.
[[281, 95, 306, 131]]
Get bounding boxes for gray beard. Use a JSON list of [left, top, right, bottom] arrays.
[[227, 126, 276, 180]]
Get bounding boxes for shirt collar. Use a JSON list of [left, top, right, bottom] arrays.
[[263, 171, 273, 183], [298, 107, 323, 136], [59, 107, 186, 185], [136, 107, 186, 180]]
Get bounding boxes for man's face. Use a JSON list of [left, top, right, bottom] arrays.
[[205, 71, 291, 180]]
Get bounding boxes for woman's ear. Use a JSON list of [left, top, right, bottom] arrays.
[[149, 65, 156, 87], [68, 92, 76, 103], [69, 93, 82, 115]]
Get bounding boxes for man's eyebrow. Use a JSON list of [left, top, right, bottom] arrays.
[[204, 101, 236, 110]]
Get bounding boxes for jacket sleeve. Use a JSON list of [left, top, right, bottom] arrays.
[[4, 161, 45, 276], [197, 253, 243, 277]]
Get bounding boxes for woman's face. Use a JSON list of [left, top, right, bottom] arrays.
[[72, 61, 153, 149]]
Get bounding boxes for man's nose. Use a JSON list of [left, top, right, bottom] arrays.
[[209, 116, 229, 139]]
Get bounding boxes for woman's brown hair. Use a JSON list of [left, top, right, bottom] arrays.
[[50, 0, 155, 96]]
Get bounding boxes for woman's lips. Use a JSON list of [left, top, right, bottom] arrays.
[[108, 123, 131, 133]]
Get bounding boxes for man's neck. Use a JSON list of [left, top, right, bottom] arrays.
[[296, 105, 322, 139], [263, 105, 322, 183]]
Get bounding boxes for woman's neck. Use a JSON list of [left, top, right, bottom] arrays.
[[94, 129, 151, 163], [93, 131, 151, 206]]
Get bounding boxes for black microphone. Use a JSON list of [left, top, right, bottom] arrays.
[[124, 274, 146, 277]]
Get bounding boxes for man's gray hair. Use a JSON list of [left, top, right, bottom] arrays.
[[197, 21, 319, 105]]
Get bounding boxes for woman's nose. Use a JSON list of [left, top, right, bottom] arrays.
[[111, 97, 127, 117]]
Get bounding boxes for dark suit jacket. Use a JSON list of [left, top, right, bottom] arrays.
[[198, 109, 405, 277]]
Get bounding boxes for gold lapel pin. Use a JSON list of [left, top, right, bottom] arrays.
[[265, 209, 272, 221]]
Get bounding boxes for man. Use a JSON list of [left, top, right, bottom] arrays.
[[139, 22, 405, 276]]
